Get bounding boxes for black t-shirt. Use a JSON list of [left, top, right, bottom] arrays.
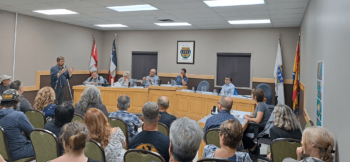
[[159, 112, 177, 128], [44, 121, 64, 155], [270, 126, 302, 141], [128, 131, 170, 162], [87, 158, 101, 162]]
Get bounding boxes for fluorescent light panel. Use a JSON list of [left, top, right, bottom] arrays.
[[154, 22, 191, 26], [107, 4, 158, 12], [228, 19, 271, 24], [204, 0, 264, 7], [94, 24, 128, 27], [33, 9, 78, 15]]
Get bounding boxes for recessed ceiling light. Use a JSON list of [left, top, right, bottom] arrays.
[[154, 22, 191, 26], [94, 24, 128, 27], [107, 4, 158, 12], [204, 0, 265, 7], [228, 19, 271, 24], [33, 9, 78, 15]]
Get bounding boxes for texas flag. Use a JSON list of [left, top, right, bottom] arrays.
[[89, 39, 98, 74], [109, 39, 117, 84]]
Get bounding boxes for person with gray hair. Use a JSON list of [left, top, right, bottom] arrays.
[[169, 117, 203, 162], [116, 71, 135, 87], [109, 95, 141, 141], [158, 96, 176, 128], [83, 70, 106, 85], [74, 86, 109, 117], [128, 102, 170, 162], [10, 80, 32, 113], [203, 96, 236, 137]]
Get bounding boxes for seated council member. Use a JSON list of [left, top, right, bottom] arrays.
[[221, 76, 235, 95], [116, 71, 135, 87], [83, 70, 106, 85], [175, 68, 188, 86], [142, 69, 159, 87]]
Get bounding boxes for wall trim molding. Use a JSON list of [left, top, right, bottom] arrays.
[[252, 77, 293, 84], [158, 73, 215, 79]]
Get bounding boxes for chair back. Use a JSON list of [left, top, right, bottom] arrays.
[[256, 83, 273, 104], [158, 122, 169, 136], [197, 157, 233, 162], [304, 120, 314, 129], [30, 129, 60, 162], [124, 149, 165, 162], [25, 110, 46, 129], [0, 126, 11, 161], [270, 138, 301, 162], [85, 140, 106, 162], [198, 80, 210, 91], [204, 128, 220, 148], [72, 113, 84, 123], [108, 117, 129, 145]]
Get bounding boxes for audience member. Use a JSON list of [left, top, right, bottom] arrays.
[[169, 117, 203, 162], [128, 102, 170, 162], [203, 119, 252, 162], [84, 108, 126, 162], [10, 80, 32, 113], [44, 103, 74, 155], [158, 96, 176, 128], [203, 96, 236, 135], [109, 95, 141, 141], [33, 86, 57, 122], [283, 126, 335, 162], [50, 122, 100, 162], [0, 89, 35, 160], [242, 88, 271, 153], [74, 86, 108, 117], [0, 75, 11, 95], [0, 154, 5, 162]]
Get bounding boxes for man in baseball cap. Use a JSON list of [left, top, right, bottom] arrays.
[[0, 75, 12, 95]]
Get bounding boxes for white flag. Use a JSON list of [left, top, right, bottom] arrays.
[[274, 40, 285, 105]]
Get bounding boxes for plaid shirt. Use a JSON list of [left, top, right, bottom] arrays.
[[109, 110, 141, 141]]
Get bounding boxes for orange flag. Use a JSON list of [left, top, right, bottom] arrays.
[[292, 40, 300, 111]]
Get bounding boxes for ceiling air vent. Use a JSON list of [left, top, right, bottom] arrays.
[[158, 19, 174, 22]]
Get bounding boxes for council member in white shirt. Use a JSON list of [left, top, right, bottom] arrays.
[[116, 71, 135, 87], [221, 76, 235, 95]]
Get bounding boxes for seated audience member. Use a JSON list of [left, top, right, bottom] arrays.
[[175, 68, 188, 86], [221, 76, 235, 95], [74, 86, 109, 117], [84, 108, 126, 162], [50, 122, 100, 162], [0, 75, 11, 95], [203, 119, 252, 162], [142, 69, 159, 87], [109, 95, 141, 141], [83, 70, 106, 85], [10, 80, 33, 113], [0, 89, 35, 160], [242, 89, 271, 153], [33, 86, 57, 122], [158, 96, 176, 128], [169, 117, 203, 162], [283, 126, 335, 162], [128, 102, 170, 162], [44, 103, 74, 155], [203, 96, 236, 135], [116, 71, 135, 87]]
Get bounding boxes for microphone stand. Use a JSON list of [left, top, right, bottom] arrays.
[[54, 68, 63, 105]]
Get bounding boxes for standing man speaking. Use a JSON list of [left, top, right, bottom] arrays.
[[50, 56, 73, 105]]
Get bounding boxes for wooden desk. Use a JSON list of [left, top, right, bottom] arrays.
[[148, 86, 187, 114]]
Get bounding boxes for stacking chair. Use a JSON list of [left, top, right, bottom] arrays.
[[124, 149, 165, 162], [72, 113, 84, 122], [247, 122, 271, 162], [197, 157, 233, 162], [108, 117, 129, 148], [84, 140, 106, 162], [25, 110, 46, 129], [304, 120, 314, 129], [204, 128, 220, 148], [270, 138, 301, 162], [0, 126, 35, 162], [158, 122, 169, 136], [30, 129, 60, 162]]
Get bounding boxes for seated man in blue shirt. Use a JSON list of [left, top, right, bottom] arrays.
[[142, 69, 159, 87], [221, 76, 235, 95], [157, 96, 176, 128], [83, 70, 106, 85], [203, 96, 236, 136], [175, 68, 188, 86]]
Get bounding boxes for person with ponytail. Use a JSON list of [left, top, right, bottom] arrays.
[[50, 122, 101, 162], [283, 126, 335, 162]]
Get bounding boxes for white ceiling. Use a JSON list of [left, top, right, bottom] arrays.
[[0, 0, 308, 30]]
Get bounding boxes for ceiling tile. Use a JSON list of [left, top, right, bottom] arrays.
[[217, 10, 270, 17], [270, 13, 304, 19], [0, 5, 25, 12], [164, 8, 215, 15], [222, 15, 271, 21], [232, 24, 273, 28], [210, 5, 268, 13], [122, 10, 169, 16], [86, 0, 146, 7], [152, 1, 208, 10], [46, 1, 100, 9], [66, 7, 115, 14], [14, 3, 63, 11], [0, 0, 38, 5], [266, 0, 308, 4], [269, 8, 306, 15], [267, 1, 308, 9]]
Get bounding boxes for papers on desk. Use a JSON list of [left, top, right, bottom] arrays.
[[198, 110, 250, 126]]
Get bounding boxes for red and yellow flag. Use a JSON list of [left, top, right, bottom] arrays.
[[292, 40, 300, 111]]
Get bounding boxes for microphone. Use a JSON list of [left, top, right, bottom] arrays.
[[158, 79, 161, 86], [211, 106, 216, 115], [128, 81, 130, 88]]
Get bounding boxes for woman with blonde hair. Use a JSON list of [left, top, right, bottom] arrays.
[[84, 108, 126, 162], [283, 126, 335, 162], [33, 86, 57, 121]]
